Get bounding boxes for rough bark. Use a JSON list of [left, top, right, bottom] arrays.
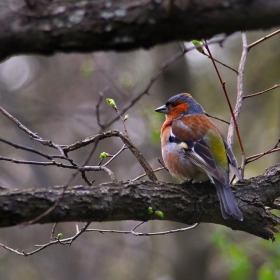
[[0, 163, 280, 240], [1, 0, 280, 61]]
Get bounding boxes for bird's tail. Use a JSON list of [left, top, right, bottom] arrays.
[[214, 179, 243, 221]]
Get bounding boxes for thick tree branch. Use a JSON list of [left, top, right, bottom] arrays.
[[1, 0, 280, 61], [0, 163, 280, 240]]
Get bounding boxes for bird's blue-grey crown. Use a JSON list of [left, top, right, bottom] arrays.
[[167, 93, 204, 115]]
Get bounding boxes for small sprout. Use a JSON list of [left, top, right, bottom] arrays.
[[124, 114, 129, 121], [148, 206, 153, 215], [155, 210, 164, 218], [52, 159, 55, 163], [106, 98, 117, 109], [57, 233, 63, 239], [99, 152, 108, 159], [192, 40, 204, 53]]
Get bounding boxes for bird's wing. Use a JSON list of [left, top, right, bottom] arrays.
[[171, 119, 226, 184], [223, 139, 242, 180]]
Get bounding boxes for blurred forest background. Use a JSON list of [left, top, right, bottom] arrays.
[[0, 28, 279, 280]]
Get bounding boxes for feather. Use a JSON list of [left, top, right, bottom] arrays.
[[214, 179, 243, 221]]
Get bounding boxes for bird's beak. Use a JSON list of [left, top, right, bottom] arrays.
[[155, 104, 169, 114]]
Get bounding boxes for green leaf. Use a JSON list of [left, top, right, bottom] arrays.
[[106, 98, 117, 109], [99, 152, 108, 159], [192, 40, 204, 53], [155, 210, 164, 218], [148, 206, 153, 215]]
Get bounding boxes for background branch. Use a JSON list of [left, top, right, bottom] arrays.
[[1, 0, 280, 61]]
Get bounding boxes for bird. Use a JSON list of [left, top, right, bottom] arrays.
[[155, 93, 243, 221]]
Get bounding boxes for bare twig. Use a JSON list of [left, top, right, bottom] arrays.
[[158, 159, 168, 171], [204, 40, 245, 177], [0, 221, 198, 256], [205, 113, 230, 125], [132, 167, 165, 181], [86, 222, 199, 236], [103, 144, 127, 167], [204, 54, 238, 74], [63, 130, 157, 181], [0, 222, 92, 256], [82, 165, 117, 182], [0, 138, 57, 160], [0, 106, 41, 140], [50, 223, 58, 241], [0, 156, 76, 168], [103, 39, 230, 130], [96, 91, 106, 129], [118, 132, 157, 182], [227, 32, 248, 177], [112, 105, 129, 138], [0, 106, 65, 156], [243, 84, 280, 99], [248, 29, 280, 51], [246, 139, 280, 164]]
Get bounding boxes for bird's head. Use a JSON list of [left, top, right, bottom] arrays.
[[155, 93, 204, 120]]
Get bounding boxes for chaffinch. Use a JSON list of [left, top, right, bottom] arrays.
[[155, 93, 243, 221]]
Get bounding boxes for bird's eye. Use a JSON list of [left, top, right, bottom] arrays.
[[171, 103, 178, 107]]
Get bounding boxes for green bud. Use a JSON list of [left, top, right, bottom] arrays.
[[57, 233, 63, 239], [106, 98, 117, 109], [148, 206, 153, 215], [99, 152, 108, 159], [192, 40, 204, 53], [124, 114, 129, 121], [155, 210, 164, 218]]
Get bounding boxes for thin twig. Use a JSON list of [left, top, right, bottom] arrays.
[[243, 84, 280, 99], [227, 32, 248, 177], [158, 159, 168, 171], [96, 91, 105, 129], [0, 106, 65, 157], [86, 223, 199, 236], [0, 106, 40, 140], [0, 138, 55, 160], [132, 167, 165, 181], [103, 50, 187, 128], [246, 139, 280, 164], [82, 165, 117, 182], [104, 38, 226, 128], [0, 156, 77, 168], [114, 106, 129, 138], [205, 113, 230, 124], [118, 132, 157, 182], [204, 40, 245, 178], [103, 144, 127, 167], [0, 222, 92, 256], [0, 221, 198, 256], [204, 54, 238, 74], [50, 223, 58, 241], [96, 87, 110, 129], [248, 29, 280, 51]]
